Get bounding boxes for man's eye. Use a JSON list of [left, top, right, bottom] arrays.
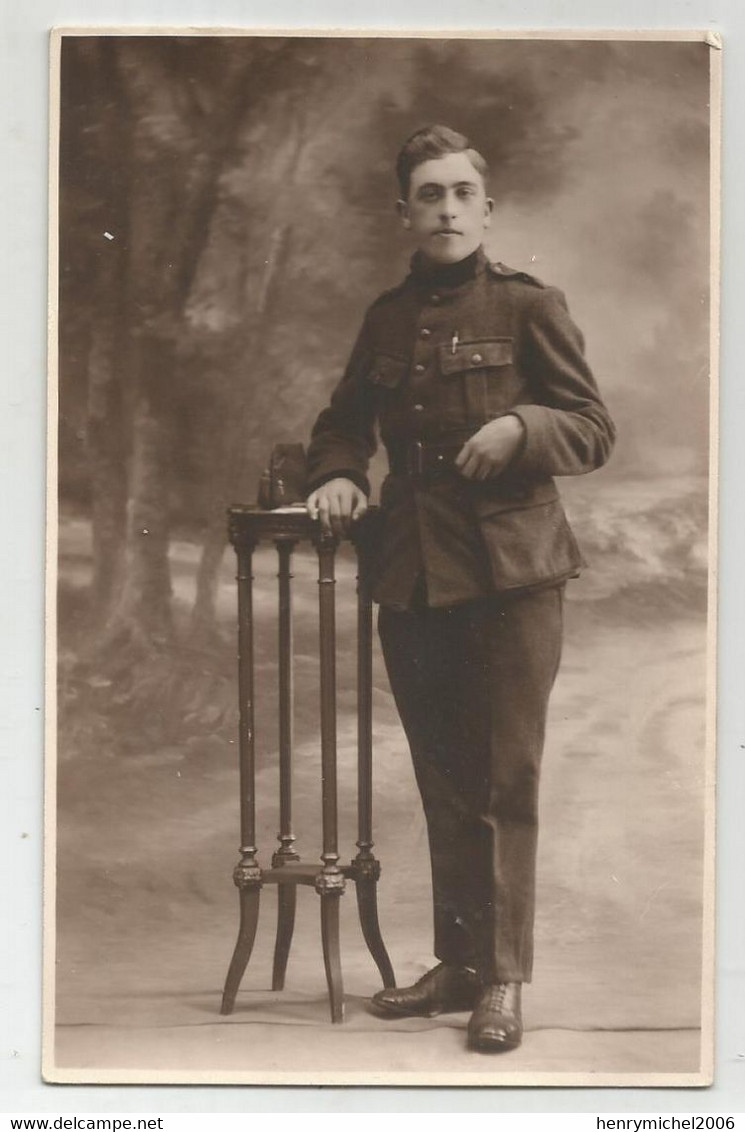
[[457, 187, 475, 198], [421, 189, 440, 202]]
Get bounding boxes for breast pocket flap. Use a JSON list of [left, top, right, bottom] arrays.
[[439, 338, 513, 377]]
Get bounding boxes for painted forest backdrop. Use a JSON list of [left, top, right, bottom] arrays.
[[57, 36, 711, 749]]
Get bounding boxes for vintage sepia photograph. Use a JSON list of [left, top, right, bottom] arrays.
[[46, 29, 717, 1086]]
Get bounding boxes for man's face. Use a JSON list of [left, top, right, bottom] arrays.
[[398, 151, 494, 265]]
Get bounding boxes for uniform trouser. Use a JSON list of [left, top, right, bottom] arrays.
[[377, 585, 564, 985]]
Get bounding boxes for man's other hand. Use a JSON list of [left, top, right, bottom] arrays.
[[306, 477, 368, 538], [455, 414, 525, 481]]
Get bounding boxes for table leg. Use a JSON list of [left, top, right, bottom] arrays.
[[274, 539, 299, 864], [353, 521, 395, 989], [271, 885, 297, 992], [320, 891, 344, 1024], [271, 539, 300, 990], [221, 880, 261, 1015], [355, 868, 395, 989], [315, 530, 346, 1022], [221, 539, 262, 1014]]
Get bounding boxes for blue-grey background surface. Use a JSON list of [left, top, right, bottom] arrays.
[[1, 0, 743, 1116]]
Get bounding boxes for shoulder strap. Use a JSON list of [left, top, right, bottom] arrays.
[[487, 260, 547, 288]]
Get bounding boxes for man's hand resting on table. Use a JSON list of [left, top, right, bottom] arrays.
[[455, 414, 525, 481], [306, 477, 368, 538]]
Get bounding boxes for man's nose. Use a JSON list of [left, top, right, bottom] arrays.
[[439, 192, 459, 219]]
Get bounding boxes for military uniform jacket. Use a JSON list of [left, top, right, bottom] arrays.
[[307, 247, 616, 609]]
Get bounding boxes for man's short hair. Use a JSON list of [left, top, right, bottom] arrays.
[[396, 125, 489, 198]]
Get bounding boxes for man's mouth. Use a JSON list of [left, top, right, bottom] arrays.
[[433, 228, 462, 236]]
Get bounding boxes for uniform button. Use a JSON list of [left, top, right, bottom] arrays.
[[413, 403, 424, 412], [430, 293, 441, 303], [420, 328, 431, 339], [471, 353, 483, 364], [414, 363, 425, 374]]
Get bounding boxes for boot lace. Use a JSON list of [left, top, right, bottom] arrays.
[[481, 983, 509, 1012]]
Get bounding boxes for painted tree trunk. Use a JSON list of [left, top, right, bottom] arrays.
[[108, 332, 175, 647], [86, 269, 128, 619]]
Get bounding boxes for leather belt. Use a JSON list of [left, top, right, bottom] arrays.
[[389, 440, 464, 477]]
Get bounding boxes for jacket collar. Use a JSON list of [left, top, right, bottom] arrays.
[[408, 246, 486, 289]]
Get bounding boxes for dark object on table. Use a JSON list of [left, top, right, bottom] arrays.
[[257, 443, 308, 510]]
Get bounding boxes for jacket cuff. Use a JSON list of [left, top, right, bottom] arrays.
[[508, 404, 557, 477]]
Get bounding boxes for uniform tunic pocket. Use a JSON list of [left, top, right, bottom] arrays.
[[438, 337, 515, 426], [471, 495, 584, 591]]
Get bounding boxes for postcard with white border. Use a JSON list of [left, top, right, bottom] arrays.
[[45, 28, 719, 1087]]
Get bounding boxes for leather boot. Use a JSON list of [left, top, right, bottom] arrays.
[[467, 983, 523, 1053], [370, 962, 482, 1018]]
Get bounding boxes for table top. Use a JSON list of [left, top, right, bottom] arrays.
[[227, 503, 380, 547]]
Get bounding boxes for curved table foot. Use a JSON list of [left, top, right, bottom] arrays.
[[271, 885, 297, 991], [356, 875, 396, 989], [320, 892, 345, 1023], [220, 887, 261, 1015]]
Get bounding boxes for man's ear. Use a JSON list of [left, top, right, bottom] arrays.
[[483, 197, 495, 228], [397, 199, 411, 230]]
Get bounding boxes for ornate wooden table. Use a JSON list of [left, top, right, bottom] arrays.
[[220, 505, 396, 1023]]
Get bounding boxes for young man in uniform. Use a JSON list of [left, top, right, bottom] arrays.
[[305, 125, 615, 1054]]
